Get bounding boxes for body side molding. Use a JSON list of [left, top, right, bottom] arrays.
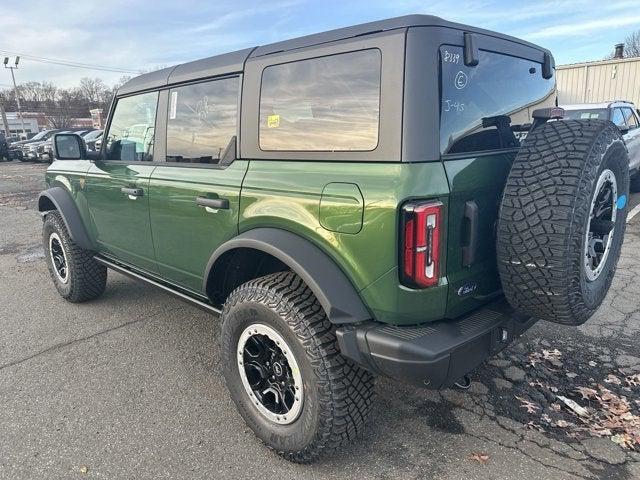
[[38, 187, 94, 250], [204, 228, 372, 325]]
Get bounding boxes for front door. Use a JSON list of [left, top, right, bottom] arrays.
[[621, 107, 640, 171], [85, 91, 160, 274], [148, 76, 246, 294]]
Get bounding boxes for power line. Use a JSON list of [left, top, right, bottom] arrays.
[[0, 50, 143, 74]]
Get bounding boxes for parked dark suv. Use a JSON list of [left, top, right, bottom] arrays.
[[9, 129, 59, 161], [38, 15, 630, 462], [0, 132, 9, 161], [562, 101, 640, 191]]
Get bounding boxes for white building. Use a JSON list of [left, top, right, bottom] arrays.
[[557, 55, 640, 108], [0, 112, 40, 138]]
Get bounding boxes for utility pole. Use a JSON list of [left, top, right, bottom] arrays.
[[3, 56, 26, 138], [0, 104, 9, 137]]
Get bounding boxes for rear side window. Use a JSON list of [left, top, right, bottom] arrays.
[[259, 49, 381, 152], [105, 92, 158, 162], [166, 77, 238, 164]]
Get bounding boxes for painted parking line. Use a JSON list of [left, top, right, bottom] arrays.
[[627, 203, 640, 223]]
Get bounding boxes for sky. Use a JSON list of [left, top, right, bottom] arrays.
[[0, 0, 639, 89]]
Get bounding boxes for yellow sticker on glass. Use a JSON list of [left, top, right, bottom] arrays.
[[267, 114, 280, 128]]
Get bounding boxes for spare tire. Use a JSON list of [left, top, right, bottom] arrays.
[[497, 120, 629, 326]]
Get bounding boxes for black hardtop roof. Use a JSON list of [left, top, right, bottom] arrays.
[[117, 14, 550, 96]]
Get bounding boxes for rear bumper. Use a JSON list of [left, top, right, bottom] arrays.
[[336, 298, 536, 389]]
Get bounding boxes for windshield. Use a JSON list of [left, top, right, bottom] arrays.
[[30, 131, 48, 141], [83, 130, 102, 141], [440, 46, 556, 155], [563, 108, 608, 120]]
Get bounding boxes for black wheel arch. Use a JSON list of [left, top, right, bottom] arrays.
[[204, 228, 372, 325], [38, 187, 94, 251]]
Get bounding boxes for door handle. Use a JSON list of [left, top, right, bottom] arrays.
[[121, 187, 143, 197], [462, 200, 479, 267], [196, 196, 229, 210]]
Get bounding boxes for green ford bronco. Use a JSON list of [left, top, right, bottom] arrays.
[[40, 15, 630, 462]]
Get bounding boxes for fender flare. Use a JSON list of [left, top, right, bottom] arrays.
[[204, 228, 372, 325], [38, 187, 94, 250]]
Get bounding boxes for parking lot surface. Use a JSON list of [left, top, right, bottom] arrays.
[[1, 161, 639, 479]]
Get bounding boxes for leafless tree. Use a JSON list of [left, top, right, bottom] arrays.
[[46, 89, 86, 128], [17, 81, 57, 104], [605, 30, 640, 59], [78, 77, 111, 104], [623, 31, 640, 58], [0, 76, 131, 127]]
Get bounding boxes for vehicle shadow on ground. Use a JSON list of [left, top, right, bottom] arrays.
[[96, 263, 639, 479]]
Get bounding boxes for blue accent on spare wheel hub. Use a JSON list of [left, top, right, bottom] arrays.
[[616, 194, 627, 210]]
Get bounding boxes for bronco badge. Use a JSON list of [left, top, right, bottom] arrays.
[[457, 281, 478, 297]]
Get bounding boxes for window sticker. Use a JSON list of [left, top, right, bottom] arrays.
[[169, 91, 178, 120], [267, 114, 280, 128]]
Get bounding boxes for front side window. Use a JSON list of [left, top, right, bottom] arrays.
[[259, 49, 381, 152], [623, 108, 639, 129], [439, 46, 556, 154], [166, 77, 238, 164], [105, 91, 158, 161], [611, 108, 626, 127]]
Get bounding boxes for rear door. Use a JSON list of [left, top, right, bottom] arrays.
[[85, 91, 159, 273], [148, 76, 247, 294], [438, 45, 556, 318]]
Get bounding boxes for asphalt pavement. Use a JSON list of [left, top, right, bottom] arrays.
[[1, 161, 639, 480]]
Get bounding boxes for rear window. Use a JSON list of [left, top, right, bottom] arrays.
[[440, 46, 555, 155], [564, 109, 608, 120], [259, 49, 381, 152]]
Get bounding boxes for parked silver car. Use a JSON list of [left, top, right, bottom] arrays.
[[561, 101, 640, 191]]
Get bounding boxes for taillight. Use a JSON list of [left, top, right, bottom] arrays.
[[400, 201, 443, 288]]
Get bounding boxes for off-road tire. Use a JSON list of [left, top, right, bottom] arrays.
[[220, 271, 374, 463], [630, 172, 640, 193], [497, 120, 629, 326], [43, 211, 107, 302]]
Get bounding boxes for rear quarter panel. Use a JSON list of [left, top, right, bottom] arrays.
[[239, 160, 451, 325]]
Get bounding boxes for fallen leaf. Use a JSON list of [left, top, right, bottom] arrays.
[[604, 374, 622, 385], [626, 374, 640, 387], [589, 427, 612, 437], [607, 402, 631, 416], [79, 466, 88, 474], [469, 452, 490, 464], [611, 433, 636, 450], [576, 387, 598, 400], [550, 403, 562, 412], [526, 421, 546, 433], [542, 349, 562, 360], [515, 395, 540, 414], [555, 419, 570, 428]]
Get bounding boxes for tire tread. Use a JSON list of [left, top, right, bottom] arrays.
[[221, 271, 374, 463]]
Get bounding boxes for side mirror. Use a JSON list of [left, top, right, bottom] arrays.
[[53, 133, 85, 160], [618, 125, 630, 135]]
